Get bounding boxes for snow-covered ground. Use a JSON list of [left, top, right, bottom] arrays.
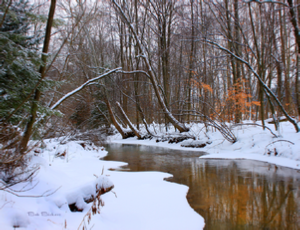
[[1, 120, 299, 229], [109, 120, 300, 170], [0, 139, 204, 230]]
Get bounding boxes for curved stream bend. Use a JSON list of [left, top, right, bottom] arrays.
[[103, 143, 300, 230]]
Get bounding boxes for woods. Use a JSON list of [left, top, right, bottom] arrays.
[[1, 1, 300, 229], [1, 0, 300, 154]]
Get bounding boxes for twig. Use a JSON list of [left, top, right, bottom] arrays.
[[189, 111, 237, 143], [266, 140, 295, 148], [3, 186, 61, 198], [0, 201, 14, 210], [77, 185, 114, 230], [233, 123, 278, 138]]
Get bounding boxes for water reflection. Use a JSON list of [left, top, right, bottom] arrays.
[[103, 143, 300, 230]]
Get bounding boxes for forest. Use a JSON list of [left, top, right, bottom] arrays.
[[1, 0, 300, 229], [1, 0, 300, 149]]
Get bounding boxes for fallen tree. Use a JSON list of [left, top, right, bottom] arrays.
[[116, 102, 142, 139]]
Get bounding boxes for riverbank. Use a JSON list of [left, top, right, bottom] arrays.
[[109, 121, 300, 170], [0, 139, 204, 229]]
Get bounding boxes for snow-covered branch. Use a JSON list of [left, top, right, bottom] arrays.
[[50, 67, 121, 110], [111, 0, 189, 132], [116, 70, 151, 79], [204, 39, 300, 132], [242, 0, 289, 7], [233, 123, 278, 138]]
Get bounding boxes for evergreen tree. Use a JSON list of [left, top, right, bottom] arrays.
[[0, 0, 42, 124]]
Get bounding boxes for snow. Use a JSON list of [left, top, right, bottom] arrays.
[[109, 120, 300, 170], [2, 120, 299, 229], [98, 171, 203, 230], [0, 139, 205, 230]]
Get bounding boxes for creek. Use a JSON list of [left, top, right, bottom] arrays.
[[103, 143, 300, 230]]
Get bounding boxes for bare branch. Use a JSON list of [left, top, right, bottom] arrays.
[[232, 123, 278, 138], [204, 39, 300, 132], [242, 0, 289, 7], [266, 140, 295, 148], [4, 186, 61, 198], [50, 68, 121, 110]]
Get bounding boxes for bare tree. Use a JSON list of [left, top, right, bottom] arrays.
[[111, 0, 189, 133]]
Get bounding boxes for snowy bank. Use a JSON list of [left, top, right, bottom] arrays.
[[0, 139, 204, 229], [109, 121, 300, 170]]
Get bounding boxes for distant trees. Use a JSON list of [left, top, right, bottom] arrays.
[[1, 0, 300, 153], [111, 0, 189, 133], [47, 0, 300, 135], [201, 0, 299, 131]]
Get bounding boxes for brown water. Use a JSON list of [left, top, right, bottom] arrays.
[[103, 143, 300, 230]]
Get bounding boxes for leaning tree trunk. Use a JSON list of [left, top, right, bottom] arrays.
[[105, 97, 134, 139], [116, 102, 142, 139], [111, 0, 189, 133], [205, 39, 300, 132]]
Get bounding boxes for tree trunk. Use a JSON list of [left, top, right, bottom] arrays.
[[188, 0, 195, 123], [249, 3, 265, 128], [116, 102, 142, 139], [287, 0, 300, 117], [233, 0, 242, 123], [105, 97, 134, 139], [112, 0, 189, 133], [19, 0, 57, 153]]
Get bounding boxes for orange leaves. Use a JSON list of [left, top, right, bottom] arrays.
[[214, 79, 260, 121], [227, 89, 250, 107], [190, 79, 213, 93], [226, 79, 260, 115], [191, 70, 197, 75], [187, 70, 213, 94], [251, 101, 261, 106], [187, 75, 259, 121], [202, 83, 213, 93]]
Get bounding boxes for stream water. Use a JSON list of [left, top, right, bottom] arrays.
[[103, 143, 300, 230]]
